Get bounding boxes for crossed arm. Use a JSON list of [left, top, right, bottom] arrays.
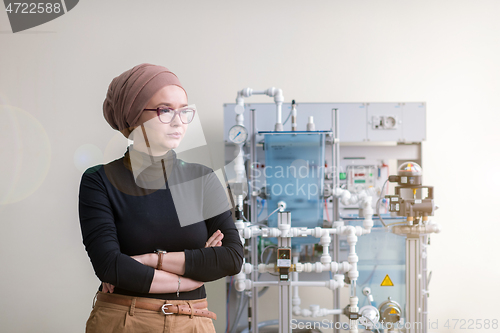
[[101, 230, 224, 294], [80, 166, 243, 295]]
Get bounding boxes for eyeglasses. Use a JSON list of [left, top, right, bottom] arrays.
[[143, 104, 196, 124]]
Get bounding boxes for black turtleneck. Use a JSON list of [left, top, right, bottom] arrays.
[[78, 146, 244, 300]]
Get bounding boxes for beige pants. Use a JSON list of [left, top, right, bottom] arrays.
[[86, 292, 216, 333]]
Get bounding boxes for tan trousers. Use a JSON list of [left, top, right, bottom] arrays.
[[85, 292, 216, 333]]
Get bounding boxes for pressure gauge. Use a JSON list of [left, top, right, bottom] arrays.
[[228, 125, 248, 144]]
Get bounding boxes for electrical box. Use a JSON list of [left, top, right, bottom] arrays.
[[346, 165, 377, 192], [223, 102, 426, 143]]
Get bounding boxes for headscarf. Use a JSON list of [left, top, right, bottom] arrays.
[[103, 63, 187, 138]]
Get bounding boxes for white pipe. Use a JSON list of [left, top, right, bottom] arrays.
[[231, 102, 246, 211], [234, 264, 247, 292], [331, 187, 375, 234], [238, 223, 373, 240], [292, 280, 343, 289], [257, 263, 276, 274], [235, 87, 284, 132], [333, 187, 377, 206], [295, 261, 351, 274], [320, 232, 332, 264], [294, 304, 343, 317], [291, 281, 332, 287], [350, 319, 359, 333], [257, 260, 351, 274], [236, 114, 244, 126], [235, 214, 363, 329], [252, 281, 278, 287], [345, 226, 360, 332], [274, 88, 284, 131], [241, 278, 345, 290], [237, 195, 244, 211]]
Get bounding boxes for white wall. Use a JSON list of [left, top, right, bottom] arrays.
[[1, 1, 499, 332]]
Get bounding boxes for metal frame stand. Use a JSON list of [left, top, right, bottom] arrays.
[[332, 108, 341, 333], [406, 234, 425, 333], [250, 108, 259, 333]]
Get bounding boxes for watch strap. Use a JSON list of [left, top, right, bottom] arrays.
[[155, 250, 167, 270]]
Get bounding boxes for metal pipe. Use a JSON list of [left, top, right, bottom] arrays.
[[250, 108, 259, 333], [335, 108, 340, 200], [331, 108, 340, 333], [249, 281, 345, 288], [423, 234, 429, 333]]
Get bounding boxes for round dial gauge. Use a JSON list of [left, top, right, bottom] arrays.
[[228, 125, 248, 144]]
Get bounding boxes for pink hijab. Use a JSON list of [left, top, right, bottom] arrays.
[[103, 63, 187, 138]]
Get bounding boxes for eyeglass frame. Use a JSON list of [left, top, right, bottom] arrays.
[[142, 104, 196, 124]]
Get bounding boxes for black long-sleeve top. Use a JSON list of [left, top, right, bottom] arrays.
[[78, 146, 244, 300]]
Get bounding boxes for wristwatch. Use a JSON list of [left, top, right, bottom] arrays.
[[154, 249, 167, 270]]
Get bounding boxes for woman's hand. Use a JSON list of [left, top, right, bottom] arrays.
[[205, 229, 224, 248], [129, 230, 223, 277], [102, 282, 115, 293]]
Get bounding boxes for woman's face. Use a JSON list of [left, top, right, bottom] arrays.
[[132, 85, 189, 155]]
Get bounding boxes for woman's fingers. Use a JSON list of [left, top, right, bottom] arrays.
[[102, 282, 115, 293], [211, 232, 223, 247], [205, 230, 224, 248], [205, 230, 220, 247]]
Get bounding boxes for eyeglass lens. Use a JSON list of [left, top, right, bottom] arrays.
[[159, 108, 195, 124]]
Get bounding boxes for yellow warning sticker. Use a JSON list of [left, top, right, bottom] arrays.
[[381, 274, 394, 286], [389, 308, 398, 314]]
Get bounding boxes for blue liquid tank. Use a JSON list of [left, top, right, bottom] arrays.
[[262, 131, 327, 247]]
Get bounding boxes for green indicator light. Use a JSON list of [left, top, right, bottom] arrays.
[[354, 180, 366, 183], [339, 172, 346, 180], [369, 173, 373, 177]]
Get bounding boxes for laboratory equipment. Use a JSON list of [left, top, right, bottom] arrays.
[[223, 91, 440, 333]]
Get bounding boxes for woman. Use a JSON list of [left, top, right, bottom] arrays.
[[79, 63, 244, 332]]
